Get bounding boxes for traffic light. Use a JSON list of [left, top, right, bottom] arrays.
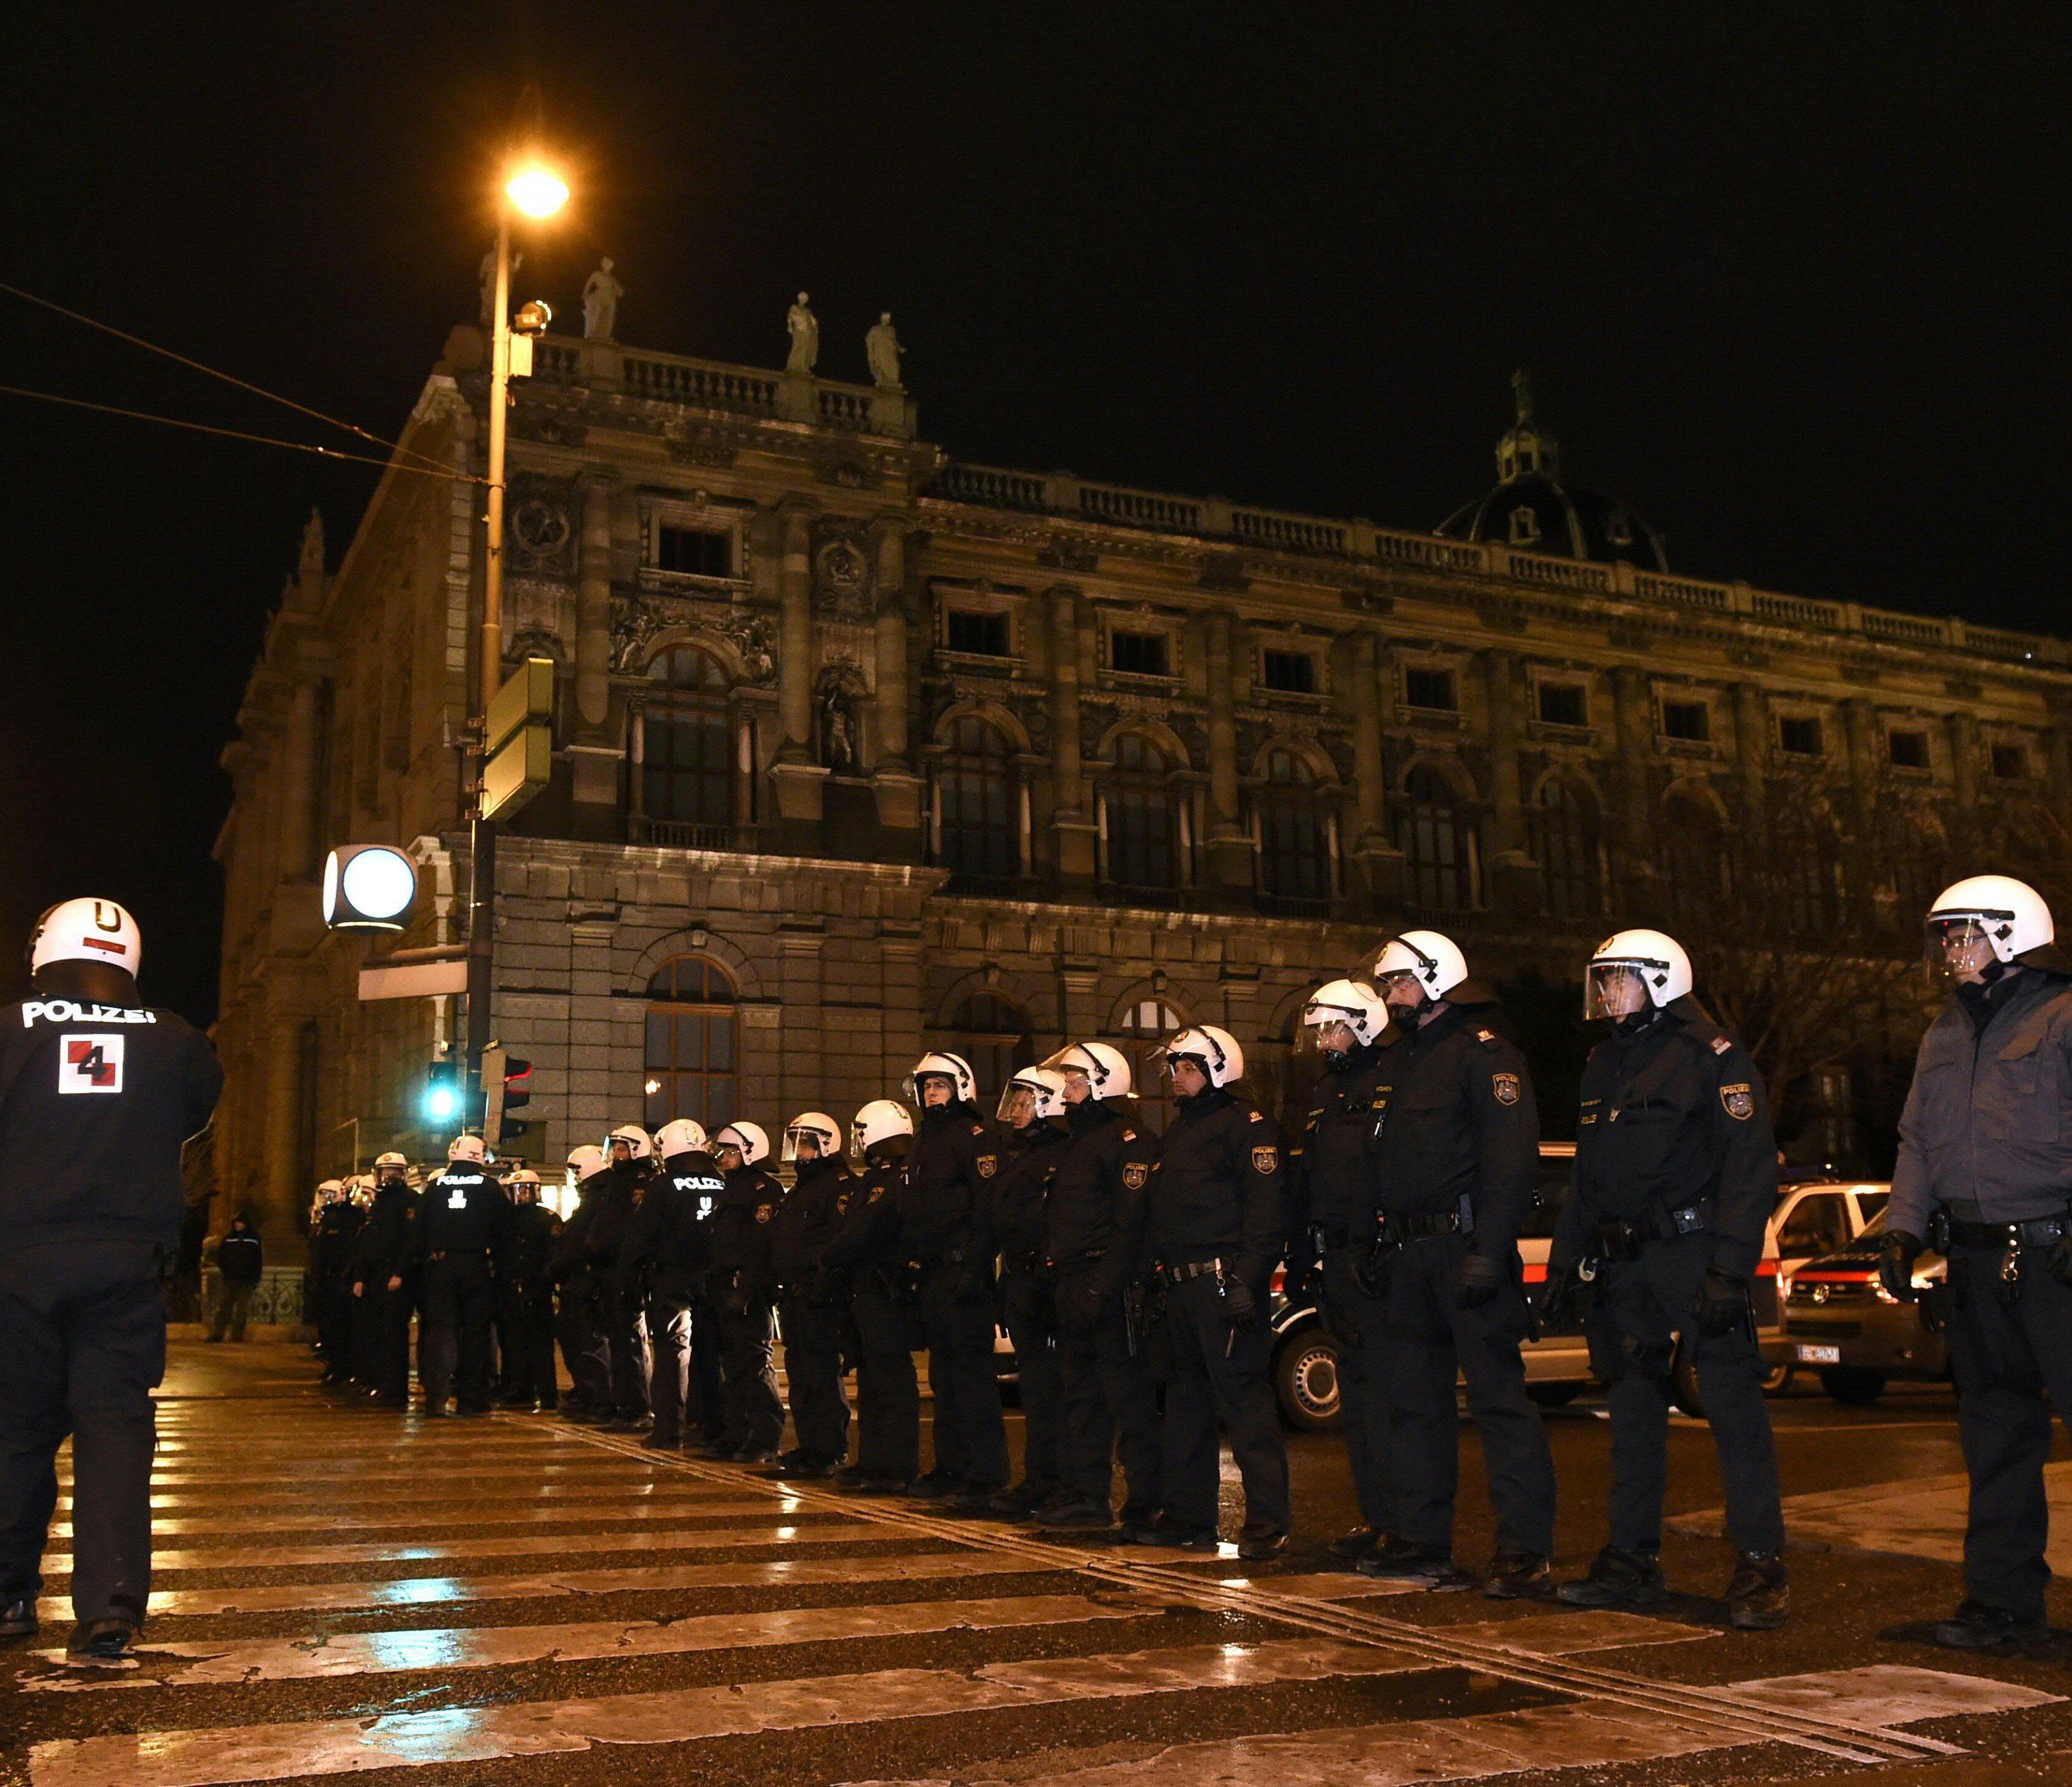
[[422, 1059, 461, 1127], [500, 1057, 533, 1141]]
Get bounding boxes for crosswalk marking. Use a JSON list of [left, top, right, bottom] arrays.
[[48, 1496, 804, 1540]]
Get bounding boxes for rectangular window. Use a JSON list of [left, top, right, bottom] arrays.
[[1110, 629, 1170, 677], [945, 609, 1011, 657], [1404, 666, 1457, 712], [1992, 743, 2027, 780], [1260, 648, 1318, 695], [1888, 730, 1930, 769], [1779, 715, 1823, 756], [1537, 682, 1587, 728], [655, 524, 733, 578], [1661, 699, 1710, 743]]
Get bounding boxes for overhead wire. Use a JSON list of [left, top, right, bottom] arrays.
[[0, 276, 462, 477]]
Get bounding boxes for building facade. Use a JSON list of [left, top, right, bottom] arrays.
[[210, 321, 2072, 1244]]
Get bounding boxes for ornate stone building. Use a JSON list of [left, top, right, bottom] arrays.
[[210, 321, 2072, 1241]]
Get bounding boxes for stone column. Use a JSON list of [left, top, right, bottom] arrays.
[[568, 472, 625, 815], [1948, 710, 1979, 815], [768, 498, 828, 828], [1349, 633, 1404, 908], [1481, 647, 1538, 911], [1204, 610, 1252, 891], [1049, 587, 1098, 882], [870, 517, 923, 838], [1732, 682, 1769, 847], [280, 678, 319, 882]]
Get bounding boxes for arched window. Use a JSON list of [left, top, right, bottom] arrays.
[[1660, 789, 1728, 914], [642, 647, 733, 828], [1399, 763, 1478, 910], [1256, 748, 1333, 907], [1112, 996, 1188, 1134], [1530, 778, 1603, 920], [644, 954, 738, 1130], [1104, 732, 1181, 890], [941, 991, 1033, 1108], [936, 717, 1018, 881], [1776, 816, 1840, 938]]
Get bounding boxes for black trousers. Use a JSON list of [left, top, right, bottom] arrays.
[[603, 1272, 651, 1419], [917, 1261, 1009, 1486], [1586, 1232, 1783, 1560], [556, 1272, 613, 1413], [351, 1274, 414, 1400], [780, 1296, 853, 1464], [420, 1253, 495, 1410], [998, 1268, 1063, 1497], [646, 1286, 697, 1443], [0, 1242, 164, 1626], [208, 1278, 256, 1341], [1054, 1270, 1162, 1514], [1946, 1242, 2072, 1622], [1321, 1245, 1400, 1534], [718, 1305, 785, 1450], [688, 1292, 726, 1441], [1383, 1233, 1553, 1558], [850, 1280, 920, 1482], [315, 1276, 354, 1374], [1158, 1272, 1290, 1533], [495, 1280, 559, 1406]]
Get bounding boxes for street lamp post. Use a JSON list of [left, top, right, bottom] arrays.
[[466, 161, 567, 1119]]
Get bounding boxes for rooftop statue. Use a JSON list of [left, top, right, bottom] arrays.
[[581, 258, 624, 341], [786, 291, 819, 375], [866, 311, 904, 389]]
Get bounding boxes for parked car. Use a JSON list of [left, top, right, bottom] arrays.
[[1782, 1208, 1948, 1404], [1759, 1178, 1891, 1388], [1267, 1141, 1788, 1429]]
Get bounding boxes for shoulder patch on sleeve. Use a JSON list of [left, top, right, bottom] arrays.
[[1720, 1083, 1755, 1121], [1492, 1071, 1521, 1105], [1121, 1162, 1149, 1191], [1250, 1145, 1279, 1174], [975, 1154, 998, 1178]]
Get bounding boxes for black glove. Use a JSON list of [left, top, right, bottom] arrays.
[[1454, 1250, 1506, 1310], [2050, 1231, 2072, 1290], [1287, 1253, 1324, 1303], [1878, 1230, 1924, 1303], [1690, 1264, 1749, 1336], [1535, 1260, 1583, 1329], [1220, 1276, 1258, 1331], [1353, 1239, 1394, 1299]]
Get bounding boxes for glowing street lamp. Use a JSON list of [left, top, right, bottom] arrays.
[[505, 166, 569, 218]]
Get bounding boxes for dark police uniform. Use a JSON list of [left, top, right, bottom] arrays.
[[770, 1152, 859, 1469], [0, 993, 221, 1631], [1553, 1002, 1783, 1565], [636, 1147, 726, 1445], [823, 1154, 919, 1487], [550, 1170, 614, 1415], [1367, 1000, 1553, 1566], [1144, 1086, 1290, 1540], [991, 1118, 1071, 1511], [349, 1178, 420, 1403], [710, 1160, 786, 1455], [1048, 1099, 1162, 1523], [1887, 965, 2072, 1630], [310, 1198, 364, 1382], [495, 1193, 561, 1408], [1290, 1038, 1399, 1545], [591, 1159, 653, 1422], [418, 1162, 509, 1413], [903, 1103, 1011, 1493]]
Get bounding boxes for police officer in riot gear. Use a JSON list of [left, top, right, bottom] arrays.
[[552, 1145, 614, 1417], [769, 1116, 856, 1478], [349, 1151, 420, 1407], [1288, 978, 1401, 1566], [639, 1119, 726, 1449], [986, 1068, 1072, 1522], [1042, 1042, 1163, 1536], [1547, 930, 1787, 1626], [901, 1053, 1011, 1506], [0, 899, 222, 1665], [709, 1123, 786, 1461], [824, 1100, 920, 1492], [418, 1134, 509, 1416], [1139, 1026, 1290, 1558], [309, 1180, 363, 1385], [591, 1125, 656, 1427], [1881, 875, 2072, 1650], [495, 1169, 561, 1410], [1358, 931, 1554, 1595]]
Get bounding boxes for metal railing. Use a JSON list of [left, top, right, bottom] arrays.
[[632, 816, 760, 852]]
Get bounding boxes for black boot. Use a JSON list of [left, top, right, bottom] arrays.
[[1726, 1551, 1789, 1630], [1556, 1544, 1667, 1608], [1931, 1598, 2045, 1651], [1482, 1548, 1553, 1600]]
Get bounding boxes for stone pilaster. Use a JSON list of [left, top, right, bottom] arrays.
[[870, 518, 923, 838], [1049, 587, 1097, 882], [1481, 647, 1538, 912], [769, 498, 826, 829], [1733, 683, 1769, 848], [569, 472, 624, 815], [1349, 634, 1404, 908], [1203, 609, 1252, 891]]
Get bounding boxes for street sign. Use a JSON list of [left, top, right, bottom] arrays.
[[359, 958, 469, 1002], [482, 724, 552, 820], [484, 657, 555, 757]]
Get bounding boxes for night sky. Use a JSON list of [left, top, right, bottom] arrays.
[[1, 6, 2066, 1024]]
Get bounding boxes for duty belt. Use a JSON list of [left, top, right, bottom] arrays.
[[1593, 1200, 1709, 1262], [1947, 1215, 2069, 1250], [427, 1248, 491, 1261], [1159, 1257, 1228, 1286], [1379, 1208, 1469, 1243]]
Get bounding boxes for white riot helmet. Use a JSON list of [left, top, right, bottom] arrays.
[[317, 1178, 344, 1204], [850, 1099, 916, 1164], [29, 897, 141, 978], [606, 1123, 653, 1161], [447, 1134, 487, 1163], [506, 1167, 542, 1200], [903, 1051, 977, 1107], [1926, 876, 2055, 973], [372, 1150, 409, 1182], [1041, 1040, 1133, 1101], [567, 1143, 607, 1180], [779, 1114, 838, 1163], [1164, 1024, 1244, 1090], [1301, 978, 1389, 1049], [998, 1065, 1070, 1124], [1373, 930, 1470, 1012], [714, 1119, 772, 1165], [1585, 929, 1694, 1020], [653, 1118, 708, 1158]]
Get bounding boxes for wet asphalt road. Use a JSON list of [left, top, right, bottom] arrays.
[[5, 1345, 2072, 1786]]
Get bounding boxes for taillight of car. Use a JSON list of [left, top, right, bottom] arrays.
[[1520, 1262, 1548, 1285], [1269, 1268, 1284, 1294]]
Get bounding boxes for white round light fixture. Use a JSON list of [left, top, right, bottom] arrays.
[[321, 845, 418, 932]]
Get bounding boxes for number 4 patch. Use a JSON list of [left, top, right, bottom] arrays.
[[60, 1033, 124, 1094]]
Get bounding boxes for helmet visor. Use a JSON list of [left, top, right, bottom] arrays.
[[781, 1125, 828, 1164], [1584, 961, 1656, 1022], [1926, 916, 1998, 983], [997, 1081, 1038, 1125], [1305, 1007, 1359, 1053]]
